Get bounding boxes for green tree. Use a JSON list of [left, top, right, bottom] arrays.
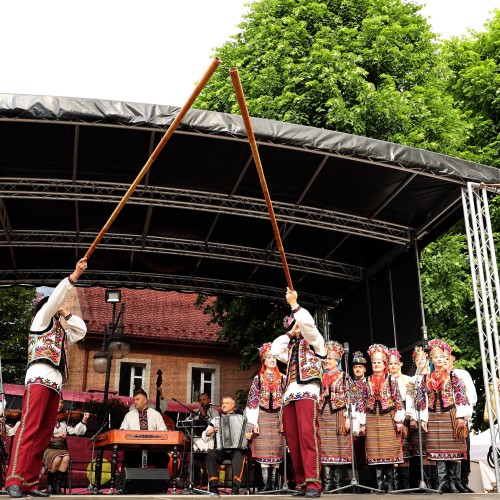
[[443, 10, 500, 167], [195, 294, 290, 370], [0, 287, 36, 383], [197, 0, 470, 154]]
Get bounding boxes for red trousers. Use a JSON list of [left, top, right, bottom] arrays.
[[282, 399, 322, 492], [6, 384, 60, 492]]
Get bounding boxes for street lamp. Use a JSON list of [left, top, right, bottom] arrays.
[[91, 290, 131, 492], [92, 290, 131, 401]]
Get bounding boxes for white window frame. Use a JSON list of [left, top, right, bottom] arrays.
[[187, 363, 220, 404], [115, 358, 151, 397]]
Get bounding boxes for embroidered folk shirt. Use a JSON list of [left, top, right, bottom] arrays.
[[25, 276, 87, 394], [271, 307, 326, 406]]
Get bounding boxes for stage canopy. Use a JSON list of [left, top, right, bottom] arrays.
[[1, 94, 498, 356]]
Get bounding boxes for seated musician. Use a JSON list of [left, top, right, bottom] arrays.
[[192, 393, 220, 487], [202, 396, 252, 496], [119, 389, 170, 469], [43, 399, 89, 494]]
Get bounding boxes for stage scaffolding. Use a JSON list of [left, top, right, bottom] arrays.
[[462, 182, 500, 489]]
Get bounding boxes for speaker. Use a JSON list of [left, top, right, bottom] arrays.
[[121, 467, 170, 493]]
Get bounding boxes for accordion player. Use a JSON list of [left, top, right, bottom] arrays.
[[202, 396, 253, 495]]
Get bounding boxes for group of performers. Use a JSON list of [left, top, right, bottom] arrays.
[[226, 288, 476, 497], [1, 258, 477, 497]]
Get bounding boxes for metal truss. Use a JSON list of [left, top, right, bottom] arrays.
[[0, 178, 411, 245], [14, 229, 362, 281], [2, 230, 363, 282], [0, 269, 336, 308], [462, 182, 500, 488]]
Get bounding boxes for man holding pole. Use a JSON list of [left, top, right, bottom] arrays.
[[271, 288, 326, 497], [5, 259, 87, 498]]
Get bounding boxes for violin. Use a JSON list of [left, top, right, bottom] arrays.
[[56, 410, 96, 422]]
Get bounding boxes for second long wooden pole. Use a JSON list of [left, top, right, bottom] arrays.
[[229, 67, 294, 291]]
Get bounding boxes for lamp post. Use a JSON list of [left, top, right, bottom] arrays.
[[92, 290, 131, 492]]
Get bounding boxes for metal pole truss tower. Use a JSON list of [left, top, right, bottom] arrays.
[[462, 182, 500, 489]]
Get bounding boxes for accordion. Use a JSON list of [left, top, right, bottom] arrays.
[[214, 413, 250, 450]]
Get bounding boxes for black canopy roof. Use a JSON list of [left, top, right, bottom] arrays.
[[1, 94, 498, 311]]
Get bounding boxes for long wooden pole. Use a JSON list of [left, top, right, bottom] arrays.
[[229, 67, 294, 290], [84, 57, 221, 260]]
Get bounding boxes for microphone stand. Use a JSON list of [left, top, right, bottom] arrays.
[[88, 412, 111, 494], [328, 348, 381, 494], [390, 350, 439, 494], [171, 398, 211, 495], [265, 437, 294, 495]]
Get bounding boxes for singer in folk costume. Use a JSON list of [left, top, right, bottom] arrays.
[[357, 344, 405, 493], [271, 288, 326, 498], [387, 348, 412, 490], [408, 339, 471, 494], [245, 343, 285, 492], [5, 259, 88, 499], [318, 341, 355, 493]]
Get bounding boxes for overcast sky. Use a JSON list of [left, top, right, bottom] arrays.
[[2, 0, 498, 107]]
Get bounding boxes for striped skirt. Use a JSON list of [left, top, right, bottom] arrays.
[[426, 401, 467, 461], [365, 410, 403, 465], [319, 409, 351, 464], [43, 447, 69, 470], [251, 410, 284, 464]]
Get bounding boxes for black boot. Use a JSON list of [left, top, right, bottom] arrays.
[[45, 472, 55, 494], [436, 461, 449, 493], [385, 465, 394, 492], [332, 466, 343, 493], [396, 466, 409, 490], [321, 465, 334, 493], [262, 468, 276, 493], [260, 467, 269, 492], [375, 466, 386, 493], [448, 462, 465, 493], [53, 471, 66, 495]]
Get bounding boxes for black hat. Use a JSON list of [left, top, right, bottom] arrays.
[[352, 351, 367, 365]]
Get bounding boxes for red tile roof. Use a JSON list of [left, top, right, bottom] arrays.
[[77, 288, 223, 344]]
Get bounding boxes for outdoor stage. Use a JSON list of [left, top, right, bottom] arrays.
[[7, 493, 492, 498]]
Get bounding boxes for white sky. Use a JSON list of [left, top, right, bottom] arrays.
[[1, 0, 498, 107]]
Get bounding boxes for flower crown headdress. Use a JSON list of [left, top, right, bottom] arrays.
[[367, 343, 389, 362]]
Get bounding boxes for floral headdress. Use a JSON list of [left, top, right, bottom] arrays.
[[387, 348, 402, 361], [326, 341, 344, 358], [352, 351, 367, 365], [258, 342, 272, 362], [428, 339, 451, 355], [412, 345, 426, 361], [367, 343, 389, 362]]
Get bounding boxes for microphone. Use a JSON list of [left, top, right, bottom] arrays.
[[343, 342, 350, 355]]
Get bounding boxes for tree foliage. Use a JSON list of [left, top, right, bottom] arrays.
[[197, 0, 470, 154], [443, 10, 500, 167], [0, 287, 36, 384]]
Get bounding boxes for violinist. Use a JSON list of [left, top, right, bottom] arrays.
[[43, 400, 89, 494]]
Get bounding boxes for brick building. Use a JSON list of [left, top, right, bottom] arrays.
[[63, 287, 258, 407]]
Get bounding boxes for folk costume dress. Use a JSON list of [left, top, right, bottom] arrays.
[[6, 275, 87, 494], [318, 341, 355, 492], [245, 343, 285, 491], [357, 344, 404, 492], [271, 305, 326, 494], [409, 339, 471, 493]]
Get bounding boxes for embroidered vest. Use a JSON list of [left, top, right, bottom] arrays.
[[27, 316, 67, 372], [286, 338, 323, 387]]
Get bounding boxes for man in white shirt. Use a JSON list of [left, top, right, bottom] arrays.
[[5, 259, 87, 499], [120, 389, 169, 470], [271, 288, 326, 498]]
